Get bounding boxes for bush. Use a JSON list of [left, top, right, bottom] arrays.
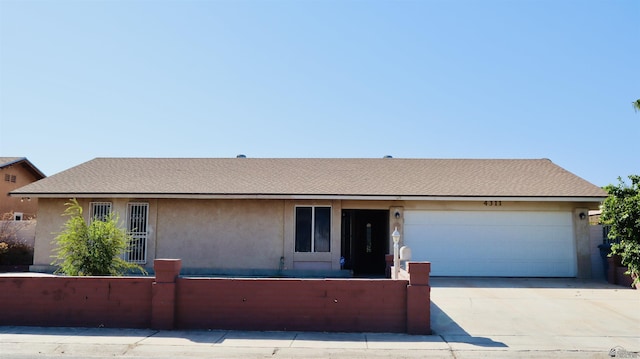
[[0, 240, 33, 265], [51, 199, 145, 276], [601, 175, 640, 287], [0, 211, 35, 266]]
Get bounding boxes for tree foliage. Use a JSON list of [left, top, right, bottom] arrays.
[[633, 99, 640, 112], [51, 199, 145, 276], [600, 175, 640, 286]]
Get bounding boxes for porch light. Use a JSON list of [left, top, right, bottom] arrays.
[[392, 227, 400, 279], [392, 227, 400, 243]]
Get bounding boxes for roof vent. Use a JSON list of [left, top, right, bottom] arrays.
[[236, 154, 247, 158], [383, 155, 393, 159]]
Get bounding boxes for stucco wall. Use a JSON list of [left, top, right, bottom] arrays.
[[31, 197, 600, 278], [156, 199, 285, 270], [32, 199, 66, 270], [0, 164, 40, 219], [0, 220, 36, 247]]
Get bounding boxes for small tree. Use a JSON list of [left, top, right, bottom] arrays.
[[51, 199, 145, 276], [600, 175, 640, 286]]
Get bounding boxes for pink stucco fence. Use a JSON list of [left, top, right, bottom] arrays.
[[0, 259, 431, 334]]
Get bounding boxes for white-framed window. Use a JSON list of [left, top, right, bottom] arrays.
[[295, 206, 331, 252], [125, 202, 148, 264], [90, 202, 112, 222], [13, 212, 23, 221]]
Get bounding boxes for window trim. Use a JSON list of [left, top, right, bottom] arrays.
[[294, 205, 331, 253]]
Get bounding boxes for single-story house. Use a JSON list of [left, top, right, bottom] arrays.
[[11, 157, 607, 278]]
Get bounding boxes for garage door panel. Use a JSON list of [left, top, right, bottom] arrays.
[[407, 211, 572, 226], [404, 211, 576, 277]]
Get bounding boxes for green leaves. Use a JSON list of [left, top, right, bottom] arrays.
[[601, 175, 640, 286], [51, 199, 145, 276]]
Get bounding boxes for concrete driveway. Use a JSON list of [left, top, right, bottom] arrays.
[[430, 277, 640, 355]]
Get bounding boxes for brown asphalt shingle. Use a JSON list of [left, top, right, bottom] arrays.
[[10, 157, 607, 198], [0, 157, 28, 168], [1, 157, 46, 179]]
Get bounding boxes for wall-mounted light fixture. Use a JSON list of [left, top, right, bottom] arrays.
[[20, 197, 31, 202], [394, 210, 401, 219], [579, 212, 586, 220]]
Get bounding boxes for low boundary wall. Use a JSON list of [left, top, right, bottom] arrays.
[[0, 259, 431, 334], [0, 276, 154, 328]]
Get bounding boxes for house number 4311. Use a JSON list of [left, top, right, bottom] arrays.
[[483, 201, 502, 206]]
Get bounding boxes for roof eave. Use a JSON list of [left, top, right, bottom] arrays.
[[0, 157, 46, 179], [9, 192, 607, 202]]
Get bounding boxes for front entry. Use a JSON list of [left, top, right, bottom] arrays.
[[341, 209, 389, 276]]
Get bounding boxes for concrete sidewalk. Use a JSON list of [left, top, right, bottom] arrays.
[[0, 327, 448, 358], [1, 326, 633, 359], [1, 278, 638, 358]]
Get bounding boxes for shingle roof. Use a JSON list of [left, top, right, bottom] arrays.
[[1, 157, 29, 169], [0, 157, 46, 179], [10, 157, 606, 200]]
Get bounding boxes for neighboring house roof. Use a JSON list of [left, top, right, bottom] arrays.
[[10, 157, 606, 201], [0, 157, 46, 179]]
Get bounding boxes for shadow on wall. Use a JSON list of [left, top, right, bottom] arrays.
[[430, 301, 507, 348]]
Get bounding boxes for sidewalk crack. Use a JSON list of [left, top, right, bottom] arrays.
[[122, 329, 159, 355], [438, 334, 457, 359]]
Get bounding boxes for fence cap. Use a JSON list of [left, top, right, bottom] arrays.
[[407, 262, 431, 286], [154, 259, 182, 283]]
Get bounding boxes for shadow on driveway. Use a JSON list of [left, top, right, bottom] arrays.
[[430, 301, 507, 348]]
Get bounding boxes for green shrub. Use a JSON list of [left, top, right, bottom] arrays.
[[51, 199, 145, 276], [601, 175, 640, 287]]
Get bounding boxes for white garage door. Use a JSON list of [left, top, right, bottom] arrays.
[[404, 211, 576, 277]]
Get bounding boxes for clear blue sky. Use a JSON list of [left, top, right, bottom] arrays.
[[0, 0, 638, 187]]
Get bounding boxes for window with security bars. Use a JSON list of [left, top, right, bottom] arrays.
[[90, 202, 112, 222], [126, 203, 148, 264]]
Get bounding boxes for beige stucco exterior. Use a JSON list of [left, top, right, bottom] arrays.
[[31, 197, 598, 278], [156, 199, 284, 270]]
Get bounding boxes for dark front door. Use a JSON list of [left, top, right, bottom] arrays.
[[341, 209, 389, 276]]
